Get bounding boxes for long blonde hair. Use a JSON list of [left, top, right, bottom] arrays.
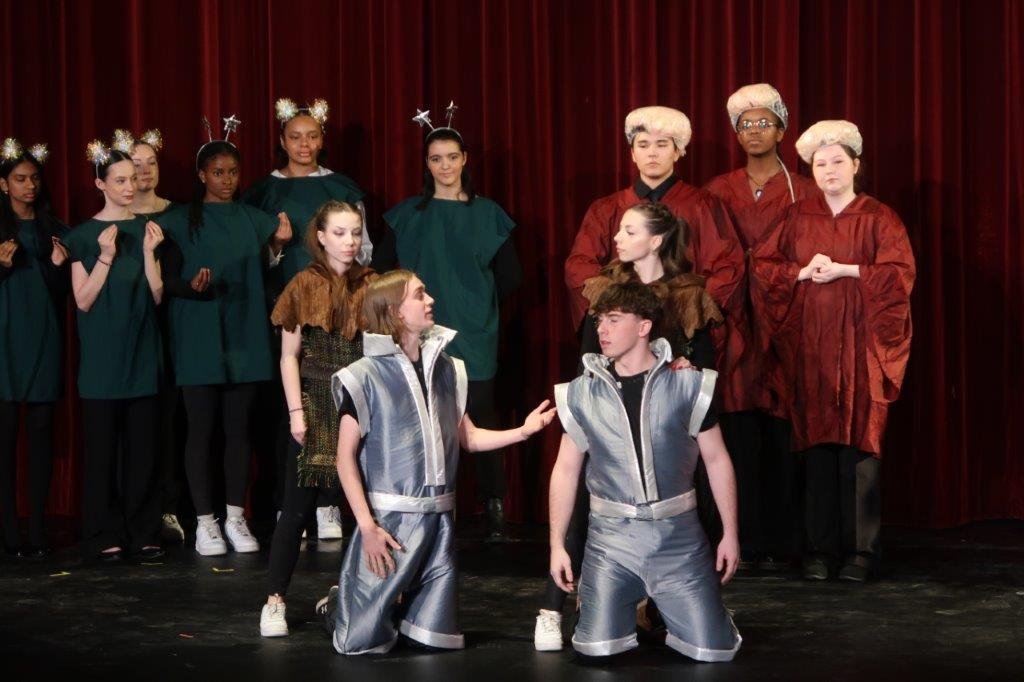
[[361, 269, 416, 343]]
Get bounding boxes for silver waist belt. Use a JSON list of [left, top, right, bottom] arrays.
[[590, 489, 697, 521], [367, 491, 455, 514]]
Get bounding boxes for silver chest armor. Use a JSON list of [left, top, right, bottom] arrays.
[[556, 337, 716, 509], [331, 326, 468, 507]]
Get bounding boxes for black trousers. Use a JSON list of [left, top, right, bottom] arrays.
[[719, 410, 802, 557], [266, 437, 336, 597], [157, 384, 187, 516], [466, 378, 506, 500], [0, 401, 55, 548], [541, 468, 590, 612], [181, 383, 258, 516], [803, 444, 881, 567], [80, 396, 161, 555]]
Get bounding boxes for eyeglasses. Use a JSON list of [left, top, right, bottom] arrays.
[[737, 118, 779, 133]]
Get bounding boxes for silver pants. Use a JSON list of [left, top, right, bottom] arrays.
[[572, 508, 742, 662], [331, 510, 463, 654]]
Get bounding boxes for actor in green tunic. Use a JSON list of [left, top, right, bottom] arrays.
[[378, 122, 521, 540], [0, 142, 68, 557], [160, 139, 291, 558], [65, 144, 166, 562]]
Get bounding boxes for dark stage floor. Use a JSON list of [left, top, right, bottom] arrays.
[[3, 521, 1023, 681]]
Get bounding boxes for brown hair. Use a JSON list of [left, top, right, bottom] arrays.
[[361, 269, 416, 343], [305, 200, 368, 322], [621, 202, 692, 277], [591, 281, 664, 332]]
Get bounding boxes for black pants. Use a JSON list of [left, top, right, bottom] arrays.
[[0, 401, 55, 548], [182, 383, 258, 516], [720, 410, 802, 557], [803, 444, 881, 567], [267, 437, 337, 597], [80, 396, 161, 555], [466, 378, 506, 500], [157, 384, 187, 516], [541, 468, 590, 611]]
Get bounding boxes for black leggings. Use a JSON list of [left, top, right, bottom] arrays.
[[541, 468, 590, 612], [267, 436, 336, 597], [467, 378, 506, 500], [182, 383, 258, 516], [80, 396, 161, 554], [0, 401, 55, 548], [804, 444, 881, 566]]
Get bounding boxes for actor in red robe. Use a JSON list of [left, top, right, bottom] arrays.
[[751, 120, 915, 582], [704, 84, 819, 571], [563, 106, 745, 357]]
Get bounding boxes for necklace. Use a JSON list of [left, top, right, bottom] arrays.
[[746, 166, 782, 201]]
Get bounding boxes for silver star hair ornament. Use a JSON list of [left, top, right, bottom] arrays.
[[1, 137, 22, 162], [201, 117, 214, 143], [86, 140, 112, 166], [112, 128, 135, 154], [222, 115, 242, 142], [444, 100, 458, 128], [412, 109, 434, 130]]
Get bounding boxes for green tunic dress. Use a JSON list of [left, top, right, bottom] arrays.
[[0, 219, 68, 402], [157, 203, 278, 386], [137, 202, 179, 385], [243, 172, 364, 286], [64, 217, 163, 400], [384, 196, 515, 381]]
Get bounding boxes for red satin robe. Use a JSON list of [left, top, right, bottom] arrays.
[[750, 193, 915, 456], [704, 168, 820, 413], [563, 180, 746, 407]]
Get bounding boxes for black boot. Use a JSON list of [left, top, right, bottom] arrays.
[[484, 498, 507, 543]]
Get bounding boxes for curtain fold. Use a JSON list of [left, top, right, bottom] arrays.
[[1, 0, 1020, 528]]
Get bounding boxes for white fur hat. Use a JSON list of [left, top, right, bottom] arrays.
[[624, 106, 692, 151], [794, 120, 863, 163], [726, 83, 789, 130]]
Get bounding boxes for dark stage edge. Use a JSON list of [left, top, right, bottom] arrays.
[[3, 522, 1023, 681]]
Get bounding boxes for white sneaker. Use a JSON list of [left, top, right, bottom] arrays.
[[224, 515, 260, 553], [161, 513, 185, 543], [195, 517, 227, 556], [316, 506, 343, 540], [260, 602, 288, 637], [534, 609, 563, 651]]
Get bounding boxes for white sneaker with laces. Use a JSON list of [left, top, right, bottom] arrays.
[[195, 517, 227, 556], [224, 515, 260, 553], [534, 609, 564, 651], [316, 506, 343, 540], [260, 601, 288, 637]]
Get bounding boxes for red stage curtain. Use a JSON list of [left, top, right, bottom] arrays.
[[1, 0, 1021, 528]]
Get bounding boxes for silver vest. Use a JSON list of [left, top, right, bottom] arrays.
[[555, 338, 716, 507], [331, 326, 468, 504]]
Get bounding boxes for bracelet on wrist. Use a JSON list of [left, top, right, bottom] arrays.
[[98, 257, 112, 267], [288, 407, 303, 414]]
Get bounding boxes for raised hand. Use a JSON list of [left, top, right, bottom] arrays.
[[273, 211, 293, 246], [520, 399, 557, 440], [190, 267, 213, 292], [97, 225, 119, 260], [360, 523, 403, 579], [50, 236, 69, 267], [0, 239, 18, 268], [143, 221, 165, 254]]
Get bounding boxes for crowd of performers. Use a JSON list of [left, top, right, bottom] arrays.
[[0, 83, 914, 662]]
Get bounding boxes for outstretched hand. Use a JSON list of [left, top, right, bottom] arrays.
[[520, 399, 557, 440]]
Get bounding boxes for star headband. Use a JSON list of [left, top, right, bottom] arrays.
[[111, 128, 164, 154], [1, 137, 49, 165], [196, 114, 242, 169], [275, 97, 329, 126], [412, 100, 463, 143]]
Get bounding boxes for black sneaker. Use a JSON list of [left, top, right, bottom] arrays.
[[484, 498, 508, 543], [756, 554, 787, 572], [316, 585, 339, 634]]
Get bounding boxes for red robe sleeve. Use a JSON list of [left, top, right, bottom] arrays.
[[689, 193, 746, 317], [858, 206, 916, 402], [749, 206, 803, 340], [565, 197, 618, 328]]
